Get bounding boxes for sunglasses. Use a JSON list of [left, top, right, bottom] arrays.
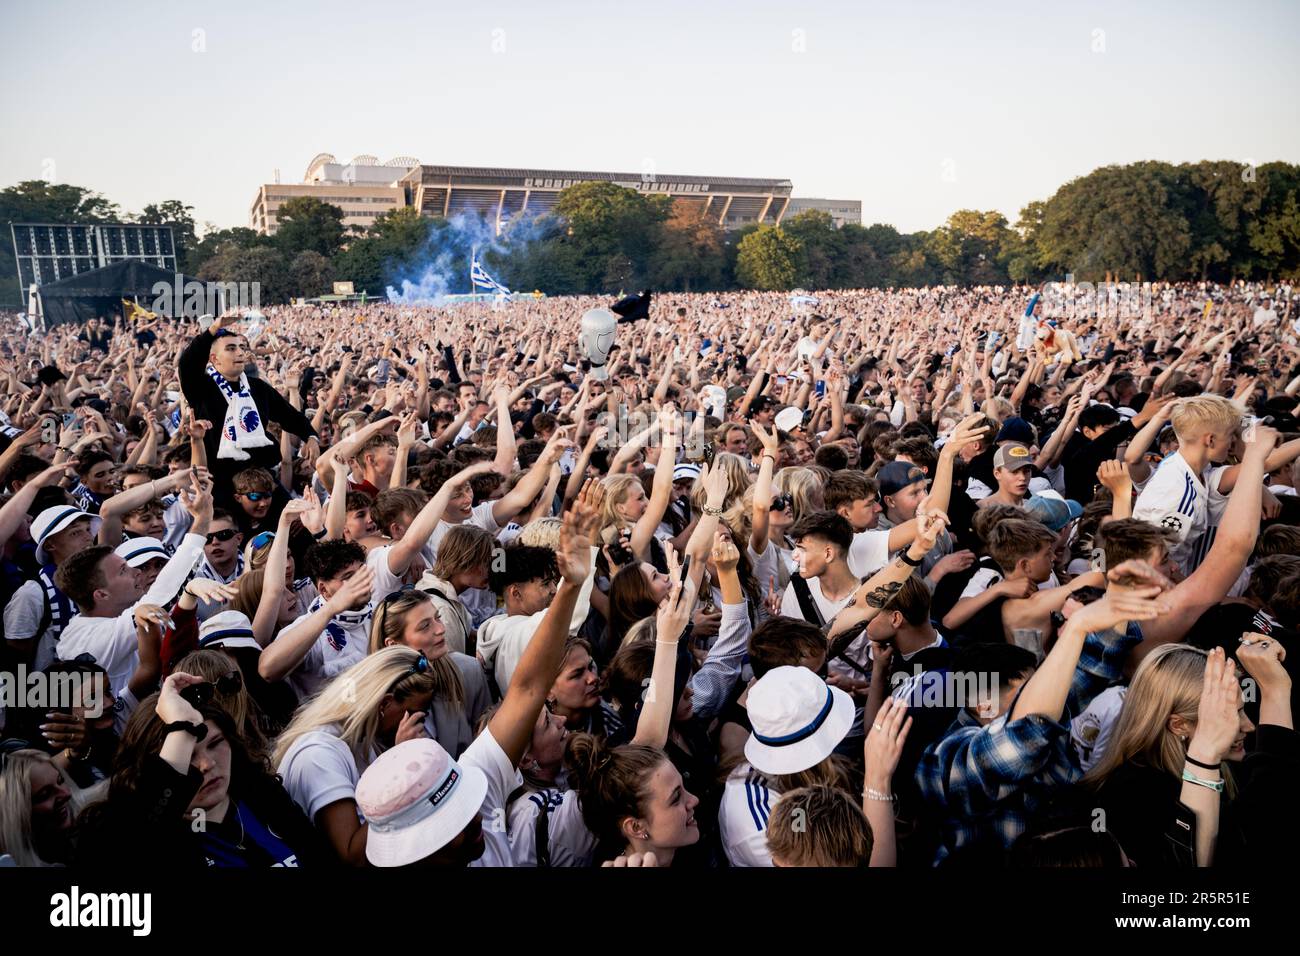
[[178, 670, 242, 709], [249, 531, 276, 550], [390, 649, 432, 691], [239, 492, 272, 502], [206, 528, 239, 544], [771, 494, 793, 512]]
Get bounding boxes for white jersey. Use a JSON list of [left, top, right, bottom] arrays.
[[719, 763, 776, 867], [1132, 452, 1208, 575], [507, 787, 596, 867]]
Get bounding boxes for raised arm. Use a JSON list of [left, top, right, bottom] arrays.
[[632, 571, 698, 747], [627, 408, 679, 561], [489, 481, 602, 766]]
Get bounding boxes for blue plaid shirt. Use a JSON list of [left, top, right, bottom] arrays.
[[915, 623, 1142, 864]]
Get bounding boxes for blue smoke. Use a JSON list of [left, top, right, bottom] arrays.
[[385, 211, 549, 304]]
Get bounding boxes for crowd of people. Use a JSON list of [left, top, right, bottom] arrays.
[[0, 279, 1297, 869]]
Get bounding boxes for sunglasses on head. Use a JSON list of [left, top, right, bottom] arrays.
[[178, 670, 242, 709], [240, 492, 271, 502], [390, 649, 432, 692], [206, 528, 238, 544], [249, 531, 276, 550]]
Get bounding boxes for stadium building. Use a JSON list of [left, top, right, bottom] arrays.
[[251, 155, 792, 234], [786, 198, 862, 228]]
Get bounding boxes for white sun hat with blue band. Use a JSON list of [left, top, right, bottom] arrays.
[[32, 505, 101, 565], [114, 536, 169, 568], [744, 665, 855, 775], [198, 610, 261, 651], [356, 738, 488, 867]]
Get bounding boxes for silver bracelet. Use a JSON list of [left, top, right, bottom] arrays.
[[864, 788, 895, 802]]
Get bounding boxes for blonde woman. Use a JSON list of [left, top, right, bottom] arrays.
[[0, 748, 85, 866], [274, 645, 440, 866], [368, 587, 491, 758], [1085, 639, 1293, 867], [599, 406, 680, 567]]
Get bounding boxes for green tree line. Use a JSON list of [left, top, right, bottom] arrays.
[[3, 159, 1297, 305]]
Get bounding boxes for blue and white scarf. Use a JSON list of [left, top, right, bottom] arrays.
[[39, 563, 74, 639], [307, 594, 373, 653], [206, 364, 272, 461]]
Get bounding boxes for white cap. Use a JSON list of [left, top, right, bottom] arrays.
[[775, 406, 805, 433], [31, 506, 101, 565], [114, 537, 169, 568]]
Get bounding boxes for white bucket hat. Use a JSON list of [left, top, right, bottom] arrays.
[[198, 610, 261, 651], [114, 536, 169, 568], [357, 738, 488, 867], [32, 505, 101, 565], [744, 666, 854, 775]]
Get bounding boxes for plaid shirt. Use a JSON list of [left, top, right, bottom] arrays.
[[915, 623, 1142, 864]]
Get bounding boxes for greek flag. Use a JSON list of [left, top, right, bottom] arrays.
[[470, 252, 511, 297]]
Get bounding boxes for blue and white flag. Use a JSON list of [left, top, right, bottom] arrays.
[[470, 253, 511, 297]]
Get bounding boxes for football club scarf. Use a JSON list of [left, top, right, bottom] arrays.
[[207, 364, 272, 461]]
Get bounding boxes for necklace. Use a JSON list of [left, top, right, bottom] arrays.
[[233, 803, 246, 849]]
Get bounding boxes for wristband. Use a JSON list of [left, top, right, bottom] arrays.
[[864, 788, 895, 802], [1184, 753, 1221, 772], [1181, 769, 1224, 792], [160, 720, 207, 741], [899, 550, 924, 567], [701, 505, 723, 517]]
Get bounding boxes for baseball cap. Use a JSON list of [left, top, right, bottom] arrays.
[[750, 394, 776, 412], [356, 738, 488, 867], [744, 666, 854, 775], [877, 461, 927, 497], [114, 537, 169, 568], [1023, 493, 1084, 532], [32, 506, 101, 565], [198, 611, 261, 651], [725, 386, 747, 405], [673, 462, 701, 482], [774, 406, 805, 433], [996, 417, 1035, 445], [993, 442, 1034, 471]]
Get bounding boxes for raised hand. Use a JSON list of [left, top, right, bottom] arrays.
[[327, 565, 375, 614], [711, 530, 740, 572], [557, 479, 604, 584], [1187, 647, 1243, 765], [764, 574, 782, 617], [864, 695, 912, 793], [184, 578, 239, 606], [655, 571, 698, 645], [1096, 459, 1132, 497]]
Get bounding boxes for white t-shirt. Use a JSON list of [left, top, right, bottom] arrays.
[[1070, 686, 1127, 773], [273, 607, 371, 701], [464, 728, 523, 868], [426, 501, 502, 561], [719, 763, 775, 867], [848, 529, 890, 577], [278, 727, 365, 823], [507, 787, 596, 867], [779, 574, 856, 625], [365, 544, 425, 598], [1132, 452, 1208, 575]]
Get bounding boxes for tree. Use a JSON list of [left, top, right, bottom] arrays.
[[648, 200, 727, 291], [198, 244, 290, 305], [137, 199, 198, 270], [553, 182, 668, 292], [925, 210, 1013, 285], [272, 196, 346, 259], [735, 225, 803, 291], [288, 251, 334, 298], [782, 210, 842, 289]]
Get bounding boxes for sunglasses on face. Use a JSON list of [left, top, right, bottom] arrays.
[[206, 528, 238, 544], [771, 494, 793, 512], [239, 492, 271, 502]]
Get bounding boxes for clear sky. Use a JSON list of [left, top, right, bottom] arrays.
[[2, 0, 1297, 234]]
